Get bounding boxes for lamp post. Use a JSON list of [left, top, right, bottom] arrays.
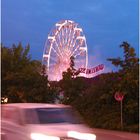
[[114, 92, 124, 130]]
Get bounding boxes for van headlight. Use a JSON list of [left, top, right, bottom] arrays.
[[31, 133, 60, 140], [67, 131, 96, 140]]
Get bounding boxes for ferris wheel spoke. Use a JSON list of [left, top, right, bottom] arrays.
[[51, 46, 62, 58], [70, 28, 75, 39], [74, 53, 82, 58], [67, 28, 74, 50], [54, 41, 63, 57], [71, 29, 81, 49], [66, 28, 70, 43], [70, 43, 81, 56], [71, 36, 85, 53], [61, 34, 65, 48], [67, 39, 72, 52], [63, 28, 67, 46], [69, 35, 77, 50], [56, 36, 63, 51], [49, 55, 58, 63], [60, 28, 65, 46], [71, 28, 76, 42], [73, 48, 86, 58], [66, 28, 70, 47], [62, 28, 65, 44]]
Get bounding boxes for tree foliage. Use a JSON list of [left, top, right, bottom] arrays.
[[1, 43, 57, 103], [59, 56, 85, 105], [107, 42, 139, 126], [107, 42, 138, 71]]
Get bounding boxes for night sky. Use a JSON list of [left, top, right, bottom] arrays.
[[1, 0, 139, 73]]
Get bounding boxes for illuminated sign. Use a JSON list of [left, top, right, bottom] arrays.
[[79, 64, 104, 74]]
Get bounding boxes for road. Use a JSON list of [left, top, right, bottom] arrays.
[[92, 128, 139, 140]]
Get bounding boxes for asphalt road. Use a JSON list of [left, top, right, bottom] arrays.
[[92, 128, 139, 140]]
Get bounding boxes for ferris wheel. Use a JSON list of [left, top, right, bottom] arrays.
[[42, 20, 88, 81]]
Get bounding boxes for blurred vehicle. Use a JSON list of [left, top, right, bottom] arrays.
[[1, 103, 96, 140]]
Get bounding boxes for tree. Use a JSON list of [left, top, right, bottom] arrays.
[[1, 43, 57, 103], [60, 56, 85, 105], [107, 42, 138, 72], [107, 42, 139, 125], [1, 43, 31, 100]]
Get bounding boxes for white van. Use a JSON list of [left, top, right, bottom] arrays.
[[1, 103, 96, 140]]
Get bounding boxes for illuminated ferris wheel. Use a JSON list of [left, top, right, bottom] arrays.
[[42, 20, 88, 81]]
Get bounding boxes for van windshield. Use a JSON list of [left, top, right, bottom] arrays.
[[25, 107, 83, 124]]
